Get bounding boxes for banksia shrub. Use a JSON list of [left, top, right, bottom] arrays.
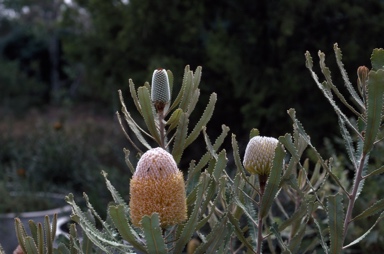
[[243, 136, 279, 176], [129, 147, 187, 227]]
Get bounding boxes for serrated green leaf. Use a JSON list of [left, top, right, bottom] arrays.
[[108, 205, 146, 253], [333, 43, 365, 109], [363, 69, 384, 154], [232, 134, 247, 177], [137, 86, 161, 144], [184, 93, 217, 148], [167, 70, 174, 99], [28, 220, 38, 244], [166, 108, 182, 132], [128, 79, 142, 115], [270, 222, 291, 253], [168, 65, 190, 112], [371, 48, 384, 71], [179, 71, 194, 112], [278, 198, 307, 232], [279, 133, 299, 162], [15, 218, 28, 254], [338, 117, 358, 169], [102, 171, 129, 211], [186, 89, 201, 115], [228, 212, 255, 251], [319, 50, 363, 114], [313, 217, 329, 254], [259, 144, 285, 219], [174, 172, 210, 253], [364, 164, 384, 178], [56, 243, 71, 254], [37, 222, 44, 254], [24, 236, 39, 254], [212, 150, 228, 181], [141, 213, 167, 254], [44, 215, 53, 254], [288, 223, 306, 253], [287, 108, 349, 195], [117, 90, 151, 150], [249, 128, 259, 139], [171, 112, 189, 164], [327, 194, 345, 254], [352, 198, 384, 221], [194, 216, 229, 254], [344, 211, 384, 249]]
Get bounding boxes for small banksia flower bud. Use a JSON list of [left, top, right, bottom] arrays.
[[357, 66, 369, 98], [129, 147, 187, 227], [151, 68, 171, 113], [243, 136, 279, 176]]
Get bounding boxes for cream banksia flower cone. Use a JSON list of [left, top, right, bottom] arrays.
[[129, 147, 187, 227], [243, 136, 279, 176]]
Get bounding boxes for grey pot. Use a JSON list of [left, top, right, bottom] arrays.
[[0, 193, 71, 254]]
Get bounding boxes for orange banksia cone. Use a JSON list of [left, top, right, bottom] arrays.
[[129, 147, 187, 227]]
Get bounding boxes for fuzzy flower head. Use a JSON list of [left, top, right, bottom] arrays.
[[243, 136, 279, 176], [129, 147, 187, 227]]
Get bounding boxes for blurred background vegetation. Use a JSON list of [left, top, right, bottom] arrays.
[[1, 0, 384, 250]]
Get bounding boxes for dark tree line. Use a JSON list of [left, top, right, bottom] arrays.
[[1, 0, 384, 146]]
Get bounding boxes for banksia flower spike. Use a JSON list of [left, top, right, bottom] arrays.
[[243, 136, 279, 176], [129, 147, 187, 228], [151, 68, 171, 113]]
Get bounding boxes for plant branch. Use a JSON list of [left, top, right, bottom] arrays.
[[343, 152, 367, 242]]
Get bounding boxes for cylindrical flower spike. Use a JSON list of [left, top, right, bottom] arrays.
[[243, 136, 279, 176], [151, 68, 171, 113], [129, 147, 187, 227]]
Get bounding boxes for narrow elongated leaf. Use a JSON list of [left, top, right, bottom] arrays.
[[270, 223, 291, 254], [173, 173, 210, 253], [371, 48, 384, 71], [249, 128, 259, 139], [333, 43, 365, 109], [137, 86, 161, 144], [184, 93, 217, 148], [194, 216, 229, 254], [228, 212, 255, 251], [352, 198, 384, 221], [108, 205, 146, 253], [279, 133, 299, 162], [363, 69, 384, 154], [128, 79, 142, 115], [344, 211, 384, 249], [24, 237, 38, 254], [36, 223, 44, 254], [166, 108, 182, 132], [319, 51, 362, 114], [305, 51, 361, 137], [212, 150, 228, 181], [313, 218, 329, 254], [28, 221, 38, 244], [44, 216, 53, 254], [288, 108, 349, 195], [179, 71, 194, 112], [167, 70, 174, 99], [364, 165, 384, 178], [141, 213, 168, 254], [327, 194, 345, 254], [187, 89, 201, 115], [168, 66, 190, 112], [259, 144, 285, 218], [288, 223, 306, 253], [15, 218, 28, 254], [172, 112, 189, 164], [338, 117, 358, 169]]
